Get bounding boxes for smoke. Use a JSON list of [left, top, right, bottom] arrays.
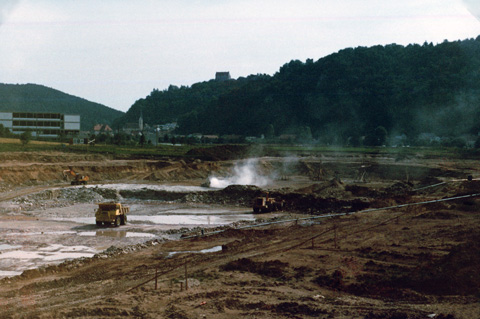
[[0, 1, 20, 26], [462, 0, 480, 21], [208, 158, 270, 188]]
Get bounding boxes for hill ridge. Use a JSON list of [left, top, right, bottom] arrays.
[[0, 83, 124, 131]]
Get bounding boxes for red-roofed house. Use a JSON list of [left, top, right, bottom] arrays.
[[93, 124, 113, 135]]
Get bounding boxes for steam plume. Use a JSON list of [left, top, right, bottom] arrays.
[[209, 158, 270, 188]]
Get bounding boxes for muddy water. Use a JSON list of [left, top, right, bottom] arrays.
[[54, 210, 255, 226], [0, 184, 258, 279], [0, 244, 96, 275]]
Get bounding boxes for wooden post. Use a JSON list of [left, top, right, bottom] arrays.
[[334, 224, 337, 249], [184, 263, 188, 291], [180, 282, 183, 291]]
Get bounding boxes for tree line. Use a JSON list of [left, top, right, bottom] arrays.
[[115, 37, 480, 146], [0, 84, 124, 131]]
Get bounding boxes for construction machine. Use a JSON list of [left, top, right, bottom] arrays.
[[95, 202, 129, 227], [252, 192, 284, 213], [63, 169, 89, 185]]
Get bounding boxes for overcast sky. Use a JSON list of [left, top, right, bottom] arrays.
[[1, 0, 480, 113]]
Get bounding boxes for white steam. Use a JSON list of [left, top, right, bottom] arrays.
[[208, 159, 270, 188]]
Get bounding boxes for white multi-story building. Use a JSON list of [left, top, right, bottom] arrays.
[[0, 112, 80, 138]]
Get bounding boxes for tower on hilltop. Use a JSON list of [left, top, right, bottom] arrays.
[[215, 72, 231, 82]]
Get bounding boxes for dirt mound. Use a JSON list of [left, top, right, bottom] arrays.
[[0, 157, 224, 187], [186, 145, 251, 160], [185, 184, 263, 206], [410, 239, 480, 295], [327, 239, 480, 299], [385, 181, 413, 194], [221, 258, 289, 278], [294, 178, 349, 198], [414, 211, 459, 219], [0, 152, 108, 163]]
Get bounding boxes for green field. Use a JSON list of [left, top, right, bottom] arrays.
[[0, 137, 477, 159], [0, 137, 196, 158]]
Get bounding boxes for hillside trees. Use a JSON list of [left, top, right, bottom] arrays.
[[20, 130, 32, 146], [116, 37, 480, 145], [0, 124, 13, 138], [0, 84, 123, 131]]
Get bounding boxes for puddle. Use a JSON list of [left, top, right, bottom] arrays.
[[52, 217, 95, 224], [158, 208, 247, 215], [78, 230, 156, 238], [0, 244, 97, 278], [0, 250, 95, 261], [0, 251, 42, 259], [168, 245, 222, 257], [54, 211, 255, 226], [0, 244, 96, 261], [0, 270, 22, 278], [127, 214, 254, 225], [5, 230, 155, 239], [0, 244, 22, 251], [6, 231, 77, 236]]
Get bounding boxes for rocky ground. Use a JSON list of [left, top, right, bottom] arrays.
[[0, 149, 479, 318]]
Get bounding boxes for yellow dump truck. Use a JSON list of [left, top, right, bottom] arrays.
[[252, 192, 285, 213], [95, 203, 129, 227]]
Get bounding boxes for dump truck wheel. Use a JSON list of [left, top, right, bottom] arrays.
[[120, 215, 126, 225], [253, 208, 260, 213], [96, 221, 102, 227], [114, 216, 120, 227]]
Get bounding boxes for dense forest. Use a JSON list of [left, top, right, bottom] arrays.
[[0, 84, 124, 131], [116, 37, 480, 146]]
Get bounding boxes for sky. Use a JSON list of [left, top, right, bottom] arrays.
[[1, 0, 480, 113]]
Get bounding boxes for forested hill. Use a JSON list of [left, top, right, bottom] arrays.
[[118, 37, 480, 145], [0, 83, 124, 131]]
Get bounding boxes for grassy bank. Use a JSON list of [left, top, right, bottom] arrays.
[[1, 137, 477, 160], [0, 138, 196, 158]]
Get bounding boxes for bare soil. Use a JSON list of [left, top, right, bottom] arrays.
[[0, 150, 479, 318]]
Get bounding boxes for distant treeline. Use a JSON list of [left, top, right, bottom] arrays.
[[118, 37, 480, 145]]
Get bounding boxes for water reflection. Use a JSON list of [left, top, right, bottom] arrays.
[[57, 213, 254, 225], [167, 245, 222, 257], [78, 230, 156, 238]]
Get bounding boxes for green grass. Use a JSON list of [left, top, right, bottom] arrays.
[[0, 137, 197, 157], [73, 143, 196, 157], [0, 136, 475, 160], [265, 144, 456, 158]]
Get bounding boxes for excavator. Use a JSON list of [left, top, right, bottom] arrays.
[[63, 169, 89, 185], [252, 192, 285, 213]]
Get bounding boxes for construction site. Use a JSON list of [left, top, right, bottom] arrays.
[[0, 146, 479, 318]]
